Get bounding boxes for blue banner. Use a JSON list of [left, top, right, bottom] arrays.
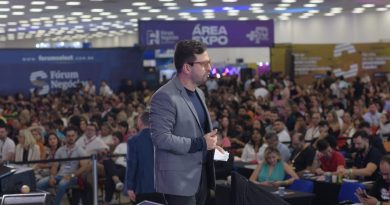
[[139, 20, 274, 48], [0, 48, 143, 96]]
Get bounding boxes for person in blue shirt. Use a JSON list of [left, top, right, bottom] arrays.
[[126, 110, 157, 203]]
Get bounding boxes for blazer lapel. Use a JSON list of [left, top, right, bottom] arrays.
[[173, 77, 202, 131]]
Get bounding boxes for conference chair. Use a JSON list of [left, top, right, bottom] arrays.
[[287, 179, 314, 193], [337, 182, 365, 204]]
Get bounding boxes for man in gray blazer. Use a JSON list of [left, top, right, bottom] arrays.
[[150, 40, 219, 205]]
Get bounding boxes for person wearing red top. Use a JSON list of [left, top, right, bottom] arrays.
[[314, 139, 345, 175]]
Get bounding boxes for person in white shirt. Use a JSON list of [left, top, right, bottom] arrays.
[[98, 122, 114, 148], [0, 123, 15, 163], [102, 131, 127, 204], [84, 79, 96, 96], [241, 129, 267, 163], [99, 80, 113, 97], [273, 119, 291, 143], [76, 123, 109, 155], [305, 112, 321, 143]]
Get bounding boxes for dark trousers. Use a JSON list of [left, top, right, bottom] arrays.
[[103, 159, 126, 202], [163, 165, 208, 205]]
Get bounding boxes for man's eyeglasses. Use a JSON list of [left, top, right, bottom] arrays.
[[188, 60, 211, 67]]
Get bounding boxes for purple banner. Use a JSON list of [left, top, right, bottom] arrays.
[[139, 20, 274, 48]]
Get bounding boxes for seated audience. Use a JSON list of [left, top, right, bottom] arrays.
[[35, 132, 61, 180], [37, 127, 89, 205], [313, 139, 345, 175], [290, 131, 316, 174], [0, 123, 15, 163], [249, 147, 298, 187], [341, 130, 383, 181], [272, 119, 291, 143], [356, 155, 390, 205], [241, 128, 266, 163], [313, 120, 337, 149], [15, 129, 41, 166], [103, 131, 126, 205], [264, 132, 291, 162]]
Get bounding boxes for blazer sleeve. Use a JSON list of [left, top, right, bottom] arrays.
[[126, 138, 138, 191], [150, 91, 192, 155]]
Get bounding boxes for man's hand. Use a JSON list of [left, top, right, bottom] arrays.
[[127, 190, 136, 202], [205, 129, 218, 150]]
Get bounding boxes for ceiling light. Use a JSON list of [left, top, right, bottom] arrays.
[[193, 3, 207, 6], [120, 9, 133, 12], [257, 15, 269, 20], [156, 15, 168, 19], [281, 0, 295, 3], [126, 12, 139, 16], [281, 13, 292, 16], [278, 16, 289, 20], [325, 13, 335, 16], [163, 2, 176, 6], [71, 12, 83, 16], [204, 16, 215, 19], [362, 4, 375, 8], [149, 9, 161, 13], [386, 4, 390, 8], [202, 9, 214, 13], [188, 17, 198, 21], [167, 6, 180, 10], [308, 9, 319, 13], [91, 9, 104, 12], [159, 0, 174, 2], [107, 15, 118, 19], [99, 12, 111, 16], [7, 22, 16, 25], [66, 2, 81, 6], [30, 8, 43, 12], [238, 17, 248, 21], [139, 6, 152, 10], [278, 4, 290, 7], [222, 7, 234, 11], [0, 15, 7, 18], [45, 6, 59, 9], [12, 12, 24, 15], [81, 15, 91, 19], [223, 0, 237, 2], [275, 7, 287, 11], [12, 5, 25, 9], [0, 8, 10, 12], [376, 7, 388, 11], [165, 17, 175, 21], [227, 12, 238, 16], [132, 2, 146, 6], [92, 17, 103, 20], [0, 1, 9, 5], [251, 3, 263, 7], [31, 1, 46, 5], [179, 12, 190, 16], [304, 4, 317, 7], [53, 15, 65, 18], [141, 17, 152, 21], [191, 0, 206, 2], [310, 0, 323, 3], [252, 10, 264, 13]]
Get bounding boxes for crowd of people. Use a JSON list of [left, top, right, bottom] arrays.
[[0, 67, 389, 205]]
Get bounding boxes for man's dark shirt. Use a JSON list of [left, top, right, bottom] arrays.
[[353, 147, 383, 181], [290, 145, 316, 172], [369, 176, 390, 202]]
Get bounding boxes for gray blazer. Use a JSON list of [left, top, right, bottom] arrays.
[[150, 76, 215, 196]]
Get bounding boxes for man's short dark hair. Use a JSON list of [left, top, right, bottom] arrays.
[[0, 122, 8, 131], [380, 155, 390, 166], [264, 132, 278, 141], [318, 120, 329, 127], [174, 40, 207, 73], [139, 110, 150, 127], [64, 126, 78, 135], [317, 139, 330, 152], [352, 130, 370, 141]]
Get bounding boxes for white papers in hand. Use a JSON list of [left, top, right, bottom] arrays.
[[213, 149, 229, 161]]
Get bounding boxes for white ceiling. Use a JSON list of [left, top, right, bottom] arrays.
[[0, 0, 389, 43]]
